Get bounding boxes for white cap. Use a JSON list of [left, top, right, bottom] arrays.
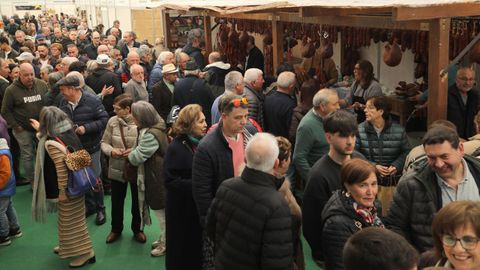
[[96, 54, 112, 65]]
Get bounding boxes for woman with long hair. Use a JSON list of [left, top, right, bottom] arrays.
[[31, 106, 95, 268]]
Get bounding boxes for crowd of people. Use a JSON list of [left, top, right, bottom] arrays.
[[0, 11, 480, 270]]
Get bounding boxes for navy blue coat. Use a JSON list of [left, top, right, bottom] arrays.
[[59, 92, 109, 154], [447, 84, 479, 139]]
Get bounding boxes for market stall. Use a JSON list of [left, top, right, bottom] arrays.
[[154, 0, 480, 125]]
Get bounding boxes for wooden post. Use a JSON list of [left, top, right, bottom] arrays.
[[203, 15, 212, 58], [427, 18, 450, 125], [164, 13, 172, 50], [272, 14, 283, 75]]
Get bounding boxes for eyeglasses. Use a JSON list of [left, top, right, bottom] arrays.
[[230, 97, 248, 107], [442, 234, 479, 250]]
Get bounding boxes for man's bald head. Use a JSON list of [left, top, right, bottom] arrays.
[[97, 45, 109, 55], [208, 51, 222, 64], [127, 51, 140, 66], [19, 63, 35, 88]]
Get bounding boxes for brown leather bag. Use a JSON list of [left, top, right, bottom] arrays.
[[118, 122, 137, 183]]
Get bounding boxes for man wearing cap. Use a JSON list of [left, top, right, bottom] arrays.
[[151, 63, 178, 121], [85, 54, 122, 116], [173, 60, 214, 125], [124, 64, 148, 102], [0, 36, 19, 60], [1, 63, 48, 186], [57, 75, 109, 225]]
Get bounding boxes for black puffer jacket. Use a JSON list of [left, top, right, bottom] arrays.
[[384, 155, 480, 252], [59, 92, 109, 154], [206, 167, 293, 270], [85, 68, 123, 116], [322, 190, 382, 270], [356, 118, 411, 172], [192, 122, 256, 226]]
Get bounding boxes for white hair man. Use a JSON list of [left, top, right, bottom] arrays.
[[243, 68, 265, 128], [124, 64, 148, 102], [205, 132, 293, 269], [292, 88, 339, 185], [148, 51, 174, 90], [264, 71, 297, 137], [210, 70, 244, 124]]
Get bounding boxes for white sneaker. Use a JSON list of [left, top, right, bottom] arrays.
[[151, 240, 162, 249], [150, 245, 166, 257]]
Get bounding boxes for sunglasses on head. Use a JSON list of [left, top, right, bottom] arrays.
[[230, 97, 248, 107]]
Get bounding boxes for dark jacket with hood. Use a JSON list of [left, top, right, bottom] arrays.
[[182, 43, 205, 70], [1, 78, 48, 131], [85, 67, 123, 116], [322, 190, 382, 270], [206, 167, 293, 270], [204, 61, 231, 98], [384, 155, 480, 253]]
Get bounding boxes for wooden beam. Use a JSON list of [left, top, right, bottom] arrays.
[[294, 12, 430, 31], [300, 6, 392, 17], [271, 15, 283, 75], [203, 16, 212, 57], [213, 11, 429, 31], [427, 18, 450, 125], [393, 4, 480, 21]]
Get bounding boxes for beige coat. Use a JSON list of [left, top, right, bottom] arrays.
[[101, 115, 138, 182]]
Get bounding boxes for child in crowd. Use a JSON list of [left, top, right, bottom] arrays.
[[0, 138, 22, 246]]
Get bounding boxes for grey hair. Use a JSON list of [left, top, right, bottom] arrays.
[[208, 51, 221, 63], [224, 71, 244, 92], [86, 60, 98, 76], [184, 69, 199, 76], [175, 51, 189, 63], [158, 51, 173, 64], [138, 45, 151, 58], [187, 28, 203, 43], [277, 71, 296, 89], [125, 31, 136, 40], [66, 71, 85, 87], [131, 101, 164, 129], [313, 88, 337, 108], [41, 64, 54, 74], [244, 68, 263, 85], [38, 106, 73, 138], [48, 72, 64, 88], [129, 64, 143, 74], [62, 56, 78, 67], [245, 133, 279, 173]]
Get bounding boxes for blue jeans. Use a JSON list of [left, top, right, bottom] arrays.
[[0, 197, 19, 237], [85, 150, 105, 213]]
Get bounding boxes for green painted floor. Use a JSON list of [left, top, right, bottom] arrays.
[[1, 185, 321, 269]]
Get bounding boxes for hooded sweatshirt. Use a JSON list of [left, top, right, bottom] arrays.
[[1, 78, 48, 131], [0, 138, 15, 197]]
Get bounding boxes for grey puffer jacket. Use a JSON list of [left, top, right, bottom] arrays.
[[101, 115, 138, 182], [384, 155, 480, 252], [356, 118, 411, 172]]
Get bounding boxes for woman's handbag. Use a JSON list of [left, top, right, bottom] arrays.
[[118, 122, 137, 183], [55, 137, 99, 197]]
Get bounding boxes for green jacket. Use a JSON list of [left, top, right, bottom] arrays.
[[293, 109, 329, 182], [1, 78, 48, 131]]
